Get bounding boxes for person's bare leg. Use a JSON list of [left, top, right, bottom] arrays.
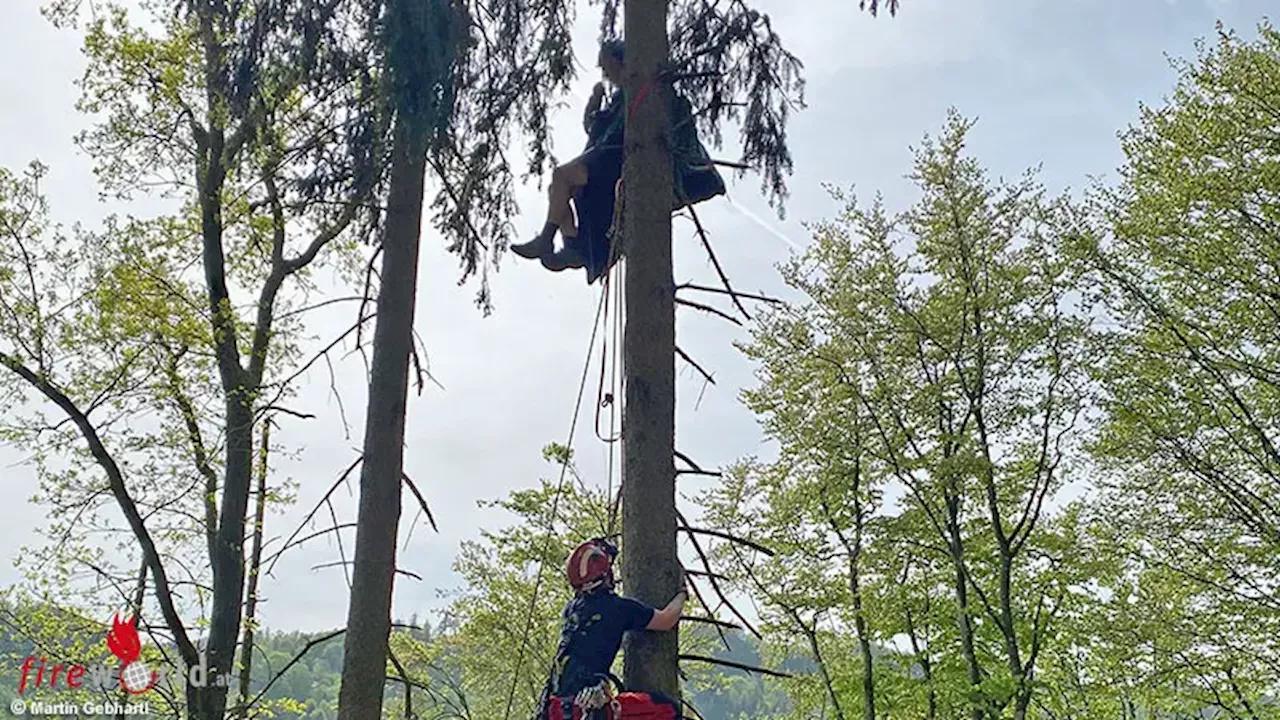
[[548, 162, 588, 238], [512, 161, 589, 260]]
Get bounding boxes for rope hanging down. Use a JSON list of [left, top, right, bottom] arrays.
[[504, 71, 695, 716], [596, 267, 625, 541], [501, 282, 610, 720]]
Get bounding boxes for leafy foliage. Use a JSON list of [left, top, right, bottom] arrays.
[[1067, 19, 1280, 716]]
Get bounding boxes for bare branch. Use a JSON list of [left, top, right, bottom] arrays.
[[685, 201, 751, 319], [258, 405, 317, 421], [310, 560, 422, 582], [388, 648, 414, 720], [676, 282, 784, 305], [677, 468, 723, 478], [236, 629, 345, 716], [679, 654, 792, 678], [678, 510, 761, 638], [0, 350, 199, 669], [683, 700, 710, 720], [681, 615, 742, 631], [402, 472, 440, 533], [265, 455, 363, 575], [676, 345, 716, 385], [682, 526, 776, 557], [676, 297, 742, 326], [675, 450, 712, 473]]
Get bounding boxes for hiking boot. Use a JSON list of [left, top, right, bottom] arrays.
[[541, 242, 586, 271], [512, 223, 557, 259]]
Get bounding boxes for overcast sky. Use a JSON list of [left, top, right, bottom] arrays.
[[1, 0, 1273, 635]]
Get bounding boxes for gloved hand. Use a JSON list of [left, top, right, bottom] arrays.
[[574, 681, 612, 712]]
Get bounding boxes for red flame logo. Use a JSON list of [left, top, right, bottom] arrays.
[[106, 613, 141, 664]]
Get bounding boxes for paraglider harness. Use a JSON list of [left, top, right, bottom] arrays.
[[571, 80, 727, 285]]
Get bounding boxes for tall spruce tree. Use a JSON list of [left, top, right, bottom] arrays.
[[341, 0, 903, 715]]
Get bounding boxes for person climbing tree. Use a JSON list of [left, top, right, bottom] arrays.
[[537, 538, 687, 720], [510, 38, 726, 284]]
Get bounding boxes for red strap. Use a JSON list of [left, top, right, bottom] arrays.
[[627, 76, 658, 123]]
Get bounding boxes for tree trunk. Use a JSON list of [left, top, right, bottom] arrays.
[[904, 605, 937, 720], [847, 478, 875, 720], [620, 0, 680, 701], [238, 420, 272, 719], [827, 476, 875, 720], [335, 85, 428, 720], [1013, 691, 1031, 720], [199, 398, 255, 720], [194, 101, 256, 719], [999, 548, 1029, 719], [799, 617, 847, 720], [946, 491, 985, 720], [851, 567, 875, 720]]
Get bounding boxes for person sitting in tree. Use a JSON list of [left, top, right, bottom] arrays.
[[510, 39, 726, 285], [510, 40, 628, 276], [538, 537, 687, 720]]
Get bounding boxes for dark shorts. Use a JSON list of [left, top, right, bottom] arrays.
[[570, 143, 624, 282], [578, 143, 623, 188]]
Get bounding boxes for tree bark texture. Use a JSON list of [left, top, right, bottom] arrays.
[[335, 117, 426, 720], [620, 0, 681, 702]]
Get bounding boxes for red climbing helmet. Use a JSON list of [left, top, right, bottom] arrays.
[[566, 538, 618, 592]]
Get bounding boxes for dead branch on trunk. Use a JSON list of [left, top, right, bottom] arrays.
[[676, 297, 742, 326], [676, 345, 716, 385], [680, 572, 731, 651], [675, 450, 713, 474], [678, 510, 761, 639], [402, 472, 440, 533], [265, 455, 363, 576], [681, 615, 742, 630], [685, 201, 750, 319], [682, 526, 776, 557], [679, 654, 793, 678], [676, 468, 723, 478], [676, 282, 784, 306]]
